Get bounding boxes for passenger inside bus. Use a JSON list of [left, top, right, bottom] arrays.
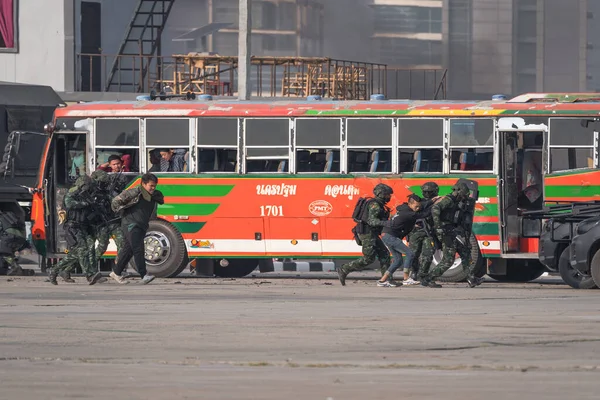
[[96, 149, 139, 173], [517, 133, 543, 210], [153, 148, 188, 172]]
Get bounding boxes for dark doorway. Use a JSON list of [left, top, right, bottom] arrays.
[[80, 2, 102, 92]]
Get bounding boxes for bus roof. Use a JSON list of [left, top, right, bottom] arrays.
[[55, 92, 600, 118]]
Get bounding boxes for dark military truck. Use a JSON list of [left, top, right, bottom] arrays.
[[0, 82, 64, 270], [522, 202, 600, 289], [569, 215, 600, 288]]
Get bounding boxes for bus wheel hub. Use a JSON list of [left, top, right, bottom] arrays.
[[144, 232, 172, 265]]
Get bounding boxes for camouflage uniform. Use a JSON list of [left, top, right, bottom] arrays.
[[0, 210, 30, 276], [91, 171, 125, 262], [48, 176, 103, 285], [337, 184, 392, 285], [408, 182, 439, 281], [426, 182, 482, 287]]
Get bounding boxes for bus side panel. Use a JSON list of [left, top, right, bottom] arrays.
[[544, 169, 600, 202], [106, 175, 502, 260]]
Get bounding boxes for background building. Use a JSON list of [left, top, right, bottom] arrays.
[[3, 0, 598, 99], [444, 0, 600, 99], [369, 0, 443, 68]]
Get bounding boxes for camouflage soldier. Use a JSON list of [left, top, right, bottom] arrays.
[[337, 183, 393, 286], [0, 209, 34, 276], [425, 181, 484, 288], [90, 171, 127, 272], [48, 176, 105, 285], [408, 182, 439, 283]]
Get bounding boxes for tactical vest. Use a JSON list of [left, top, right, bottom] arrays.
[[439, 195, 459, 225]]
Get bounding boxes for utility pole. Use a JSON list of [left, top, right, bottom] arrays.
[[238, 0, 252, 100]]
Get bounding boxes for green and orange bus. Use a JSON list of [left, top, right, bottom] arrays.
[[7, 92, 600, 281]]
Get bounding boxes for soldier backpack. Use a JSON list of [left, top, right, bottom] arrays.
[[351, 197, 374, 223]]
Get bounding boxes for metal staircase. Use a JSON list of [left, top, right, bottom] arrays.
[[105, 0, 176, 92]]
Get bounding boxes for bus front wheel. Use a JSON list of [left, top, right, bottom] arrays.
[[143, 219, 189, 278]]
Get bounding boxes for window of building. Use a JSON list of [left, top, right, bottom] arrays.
[[397, 119, 443, 173], [449, 119, 494, 172], [549, 119, 596, 172], [95, 119, 140, 173], [197, 118, 239, 173], [295, 119, 341, 173], [244, 118, 289, 173], [0, 0, 17, 51], [347, 119, 393, 173], [145, 118, 191, 173]]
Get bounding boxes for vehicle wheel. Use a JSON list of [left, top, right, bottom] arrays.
[[143, 219, 188, 278], [436, 235, 481, 282], [590, 250, 600, 288], [214, 258, 258, 278], [558, 247, 597, 289], [488, 260, 546, 282]]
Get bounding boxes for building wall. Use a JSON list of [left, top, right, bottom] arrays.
[[540, 0, 586, 92], [470, 0, 513, 95], [0, 0, 73, 91], [370, 0, 443, 68], [586, 0, 600, 91]]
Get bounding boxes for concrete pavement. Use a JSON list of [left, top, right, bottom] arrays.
[[0, 275, 599, 399]]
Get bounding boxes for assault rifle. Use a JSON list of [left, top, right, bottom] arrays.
[[418, 218, 442, 251]]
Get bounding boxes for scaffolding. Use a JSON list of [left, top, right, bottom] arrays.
[[154, 54, 388, 100]]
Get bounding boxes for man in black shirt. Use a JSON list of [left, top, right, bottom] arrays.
[[377, 194, 431, 287], [109, 173, 164, 285]]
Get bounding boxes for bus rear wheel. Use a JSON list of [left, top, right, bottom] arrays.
[[436, 235, 482, 283], [558, 247, 597, 289], [214, 258, 258, 278], [488, 260, 546, 282], [143, 219, 188, 278]]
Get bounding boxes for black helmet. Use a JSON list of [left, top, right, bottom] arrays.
[[452, 181, 470, 199], [373, 183, 393, 203], [421, 181, 439, 199]]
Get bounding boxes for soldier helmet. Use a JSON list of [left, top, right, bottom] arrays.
[[420, 181, 439, 199], [91, 170, 110, 184], [373, 183, 393, 203], [72, 175, 93, 192], [452, 181, 470, 199]]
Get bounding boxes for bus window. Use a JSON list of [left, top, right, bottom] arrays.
[[197, 118, 238, 172], [549, 119, 595, 172], [347, 119, 392, 173], [397, 119, 443, 172], [449, 119, 494, 172], [96, 150, 139, 173], [146, 118, 190, 172], [295, 119, 341, 173], [245, 119, 289, 173], [95, 119, 140, 172], [54, 134, 87, 186]]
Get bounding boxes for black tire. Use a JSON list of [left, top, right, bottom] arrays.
[[143, 219, 188, 278], [558, 247, 597, 289], [488, 260, 546, 282], [214, 258, 258, 278], [437, 235, 481, 283], [590, 250, 600, 288]]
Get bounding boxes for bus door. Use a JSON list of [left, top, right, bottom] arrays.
[[47, 130, 90, 255], [498, 120, 546, 253]]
